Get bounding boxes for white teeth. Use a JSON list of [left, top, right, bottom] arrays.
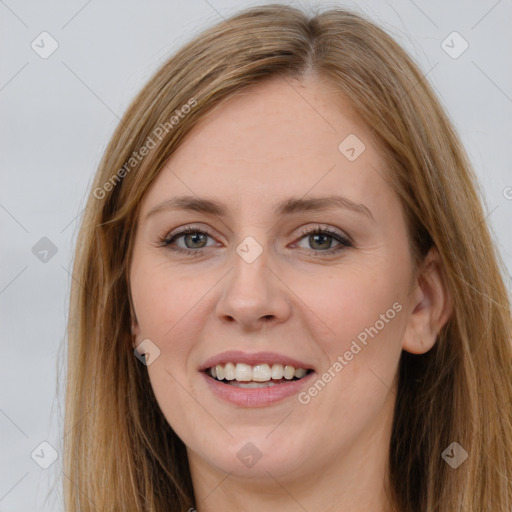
[[283, 365, 295, 380], [224, 362, 236, 380], [235, 363, 252, 382], [252, 364, 271, 382], [252, 364, 272, 382], [208, 362, 309, 382], [271, 364, 284, 379], [294, 368, 307, 378]]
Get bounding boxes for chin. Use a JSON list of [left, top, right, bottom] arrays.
[[188, 429, 313, 480]]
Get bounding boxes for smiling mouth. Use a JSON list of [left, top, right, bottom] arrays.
[[205, 362, 313, 388]]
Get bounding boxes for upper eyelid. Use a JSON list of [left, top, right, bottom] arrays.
[[164, 223, 347, 239], [164, 224, 219, 242]]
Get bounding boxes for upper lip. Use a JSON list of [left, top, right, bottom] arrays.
[[199, 350, 314, 372]]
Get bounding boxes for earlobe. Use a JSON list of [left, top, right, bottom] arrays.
[[402, 246, 453, 355], [131, 320, 140, 349]]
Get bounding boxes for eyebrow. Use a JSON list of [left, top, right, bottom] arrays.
[[144, 194, 374, 221]]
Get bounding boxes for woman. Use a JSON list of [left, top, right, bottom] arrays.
[[62, 3, 512, 511]]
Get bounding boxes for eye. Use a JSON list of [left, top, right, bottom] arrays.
[[158, 224, 353, 256], [159, 227, 217, 255], [293, 226, 352, 255]]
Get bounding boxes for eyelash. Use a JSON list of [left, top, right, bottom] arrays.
[[158, 225, 353, 257]]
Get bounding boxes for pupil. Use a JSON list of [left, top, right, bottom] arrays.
[[186, 232, 206, 248], [311, 234, 330, 250]]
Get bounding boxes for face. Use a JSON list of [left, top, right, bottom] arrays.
[[129, 75, 418, 485]]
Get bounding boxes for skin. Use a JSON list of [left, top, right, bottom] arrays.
[[129, 74, 452, 512]]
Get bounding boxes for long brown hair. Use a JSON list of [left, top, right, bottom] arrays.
[[61, 4, 512, 511]]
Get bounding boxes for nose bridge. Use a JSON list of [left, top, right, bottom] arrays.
[[215, 233, 290, 328]]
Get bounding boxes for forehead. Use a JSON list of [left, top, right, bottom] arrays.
[[139, 75, 390, 216]]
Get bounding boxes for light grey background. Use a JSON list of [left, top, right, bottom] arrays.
[[1, 0, 511, 510]]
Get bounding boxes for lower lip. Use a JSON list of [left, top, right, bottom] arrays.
[[201, 371, 316, 408]]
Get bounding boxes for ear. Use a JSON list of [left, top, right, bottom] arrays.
[[129, 290, 141, 349], [130, 312, 141, 350], [402, 246, 453, 354]]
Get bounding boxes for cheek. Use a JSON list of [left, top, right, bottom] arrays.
[[132, 259, 206, 337], [130, 260, 207, 383], [290, 264, 407, 424], [292, 265, 405, 440], [294, 263, 405, 357], [131, 262, 210, 433]]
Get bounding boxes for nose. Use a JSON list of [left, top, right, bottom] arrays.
[[215, 243, 292, 331]]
